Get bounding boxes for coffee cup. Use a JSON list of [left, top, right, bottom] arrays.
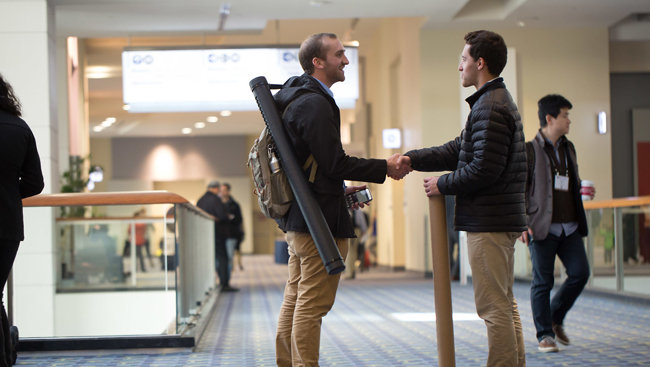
[[581, 180, 595, 201]]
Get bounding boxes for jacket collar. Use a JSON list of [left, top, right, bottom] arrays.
[[465, 77, 505, 108], [537, 129, 567, 148]]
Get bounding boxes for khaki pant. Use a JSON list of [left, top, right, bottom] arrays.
[[467, 232, 526, 367], [276, 231, 349, 367]]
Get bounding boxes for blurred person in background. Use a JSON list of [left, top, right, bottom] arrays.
[[0, 73, 44, 366], [220, 183, 243, 274]]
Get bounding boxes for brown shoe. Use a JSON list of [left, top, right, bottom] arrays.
[[538, 335, 559, 353], [553, 323, 570, 345]]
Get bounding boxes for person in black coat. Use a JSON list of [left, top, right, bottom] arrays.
[[196, 181, 237, 292], [398, 31, 527, 367], [220, 183, 243, 273], [0, 73, 44, 367]]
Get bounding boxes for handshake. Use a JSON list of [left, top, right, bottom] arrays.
[[386, 153, 413, 180]]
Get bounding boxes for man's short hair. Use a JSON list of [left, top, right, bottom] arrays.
[[299, 33, 338, 75], [208, 180, 221, 189], [464, 30, 507, 77], [538, 94, 573, 127], [223, 183, 231, 191]]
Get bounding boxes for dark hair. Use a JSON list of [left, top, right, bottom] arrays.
[[299, 33, 338, 75], [464, 30, 507, 77], [0, 74, 22, 116], [223, 183, 231, 191], [538, 94, 572, 127]]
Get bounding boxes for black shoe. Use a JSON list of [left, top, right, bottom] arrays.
[[221, 285, 239, 292], [10, 326, 18, 365]]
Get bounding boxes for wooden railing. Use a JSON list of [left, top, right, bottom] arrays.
[[22, 190, 215, 220], [583, 196, 650, 210]]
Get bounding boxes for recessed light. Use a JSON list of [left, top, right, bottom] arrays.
[[105, 117, 117, 123], [517, 21, 525, 27], [310, 0, 330, 7], [207, 116, 218, 123], [93, 126, 104, 132], [220, 110, 232, 117], [101, 120, 112, 127], [195, 122, 206, 129], [182, 128, 192, 135], [123, 104, 131, 111]]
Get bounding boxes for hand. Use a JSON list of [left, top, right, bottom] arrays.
[[519, 228, 533, 245], [346, 184, 368, 210], [387, 153, 412, 180], [423, 176, 441, 196]]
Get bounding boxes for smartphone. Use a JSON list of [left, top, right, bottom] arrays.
[[345, 188, 373, 208]]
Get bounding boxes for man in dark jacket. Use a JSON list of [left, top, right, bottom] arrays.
[[521, 95, 591, 353], [398, 31, 527, 367], [197, 181, 237, 292], [273, 33, 408, 367], [220, 183, 243, 274], [0, 73, 44, 367]]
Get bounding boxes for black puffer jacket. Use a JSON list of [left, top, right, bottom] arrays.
[[405, 78, 527, 232], [274, 74, 387, 238]]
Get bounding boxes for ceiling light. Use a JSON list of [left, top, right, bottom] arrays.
[[182, 128, 192, 135], [220, 110, 232, 117], [93, 126, 104, 132], [310, 1, 330, 7], [123, 104, 131, 111], [101, 120, 112, 127], [194, 122, 206, 129], [207, 116, 218, 123], [517, 21, 525, 27], [105, 117, 117, 124]]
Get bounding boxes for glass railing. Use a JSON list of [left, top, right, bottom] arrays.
[[18, 191, 216, 341], [584, 197, 650, 297]]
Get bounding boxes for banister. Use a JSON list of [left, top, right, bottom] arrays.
[[583, 196, 650, 210], [22, 191, 216, 221]]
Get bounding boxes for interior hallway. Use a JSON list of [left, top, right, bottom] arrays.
[[18, 255, 650, 366]]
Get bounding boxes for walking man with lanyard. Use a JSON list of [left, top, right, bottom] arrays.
[[521, 94, 592, 352]]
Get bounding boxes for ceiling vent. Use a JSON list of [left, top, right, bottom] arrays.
[[453, 0, 527, 21]]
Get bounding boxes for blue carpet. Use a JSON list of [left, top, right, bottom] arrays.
[[18, 255, 650, 366]]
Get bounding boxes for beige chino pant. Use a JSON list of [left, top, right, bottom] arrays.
[[276, 231, 349, 367], [467, 232, 526, 367]]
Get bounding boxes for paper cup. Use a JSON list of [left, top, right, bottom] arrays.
[[581, 180, 595, 201]]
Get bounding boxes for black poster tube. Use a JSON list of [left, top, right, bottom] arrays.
[[250, 76, 345, 275]]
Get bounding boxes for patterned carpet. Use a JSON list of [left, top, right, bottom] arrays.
[[18, 254, 650, 366]]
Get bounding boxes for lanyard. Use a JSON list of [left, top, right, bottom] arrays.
[[545, 143, 569, 177]]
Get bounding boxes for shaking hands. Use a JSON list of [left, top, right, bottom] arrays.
[[387, 154, 413, 180]]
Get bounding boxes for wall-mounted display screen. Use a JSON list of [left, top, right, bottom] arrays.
[[122, 47, 359, 113]]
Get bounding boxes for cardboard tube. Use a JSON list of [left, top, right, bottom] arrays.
[[429, 195, 456, 367]]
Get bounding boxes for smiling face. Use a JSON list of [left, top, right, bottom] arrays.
[[458, 44, 480, 89], [314, 37, 349, 87]]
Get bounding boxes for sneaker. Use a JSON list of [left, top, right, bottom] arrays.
[[553, 323, 570, 345], [538, 335, 559, 353]]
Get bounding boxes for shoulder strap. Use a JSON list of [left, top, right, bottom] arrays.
[[526, 141, 535, 192], [281, 92, 317, 183]]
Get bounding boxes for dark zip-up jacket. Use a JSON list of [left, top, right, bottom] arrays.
[[197, 191, 229, 238], [405, 78, 527, 232], [0, 110, 44, 241], [274, 74, 387, 238]]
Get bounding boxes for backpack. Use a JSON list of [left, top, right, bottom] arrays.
[[247, 96, 318, 219]]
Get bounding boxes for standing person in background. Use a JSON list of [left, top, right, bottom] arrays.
[[521, 94, 592, 353], [197, 181, 238, 292], [397, 30, 527, 367], [220, 183, 243, 274], [0, 74, 45, 366]]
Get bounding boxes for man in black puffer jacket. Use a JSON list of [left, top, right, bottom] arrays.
[[398, 31, 527, 367]]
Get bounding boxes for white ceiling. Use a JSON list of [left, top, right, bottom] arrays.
[[54, 0, 650, 138]]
